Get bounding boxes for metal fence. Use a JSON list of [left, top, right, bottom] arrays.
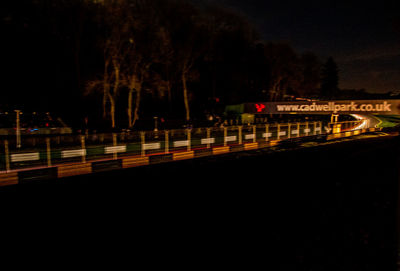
[[0, 120, 364, 172]]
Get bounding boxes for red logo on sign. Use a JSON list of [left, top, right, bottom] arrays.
[[255, 104, 266, 112]]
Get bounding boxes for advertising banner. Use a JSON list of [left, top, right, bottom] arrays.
[[244, 100, 400, 115]]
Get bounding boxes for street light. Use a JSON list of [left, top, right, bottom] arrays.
[[154, 116, 158, 132]]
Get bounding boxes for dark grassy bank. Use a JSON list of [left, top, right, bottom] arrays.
[[1, 134, 399, 270]]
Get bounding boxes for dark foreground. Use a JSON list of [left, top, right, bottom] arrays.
[[1, 134, 399, 270]]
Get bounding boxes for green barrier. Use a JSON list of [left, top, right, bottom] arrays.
[[126, 143, 141, 154], [86, 145, 106, 160]]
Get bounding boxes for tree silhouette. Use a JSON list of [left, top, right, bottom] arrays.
[[320, 57, 339, 99], [3, 0, 328, 129], [297, 52, 321, 98], [85, 0, 133, 129], [263, 43, 301, 101]]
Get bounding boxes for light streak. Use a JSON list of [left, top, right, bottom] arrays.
[[350, 114, 369, 130]]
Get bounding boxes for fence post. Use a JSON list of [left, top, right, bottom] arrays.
[[238, 126, 242, 144], [265, 124, 269, 142], [314, 122, 317, 135], [288, 123, 291, 139], [187, 129, 191, 151], [305, 122, 309, 136], [224, 127, 227, 146], [297, 122, 300, 138], [4, 140, 10, 172], [113, 133, 117, 146], [319, 121, 322, 134], [141, 132, 145, 156], [207, 128, 211, 148], [277, 124, 281, 140], [252, 125, 256, 143], [112, 133, 117, 160], [15, 110, 21, 149], [46, 138, 52, 167], [165, 130, 169, 154], [80, 135, 86, 163]]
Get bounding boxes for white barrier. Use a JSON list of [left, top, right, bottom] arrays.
[[201, 138, 215, 144], [62, 149, 86, 158], [173, 140, 189, 147], [141, 143, 161, 151], [11, 153, 40, 162], [263, 132, 272, 138], [245, 134, 255, 140], [105, 145, 127, 154], [225, 136, 237, 142]]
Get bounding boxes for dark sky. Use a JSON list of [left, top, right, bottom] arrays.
[[211, 0, 400, 93]]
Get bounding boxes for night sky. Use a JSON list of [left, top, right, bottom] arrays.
[[212, 0, 400, 93]]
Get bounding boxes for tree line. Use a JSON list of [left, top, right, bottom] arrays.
[[1, 0, 339, 130]]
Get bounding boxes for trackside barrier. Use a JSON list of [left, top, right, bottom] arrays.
[[58, 163, 92, 178], [244, 142, 259, 150], [0, 120, 379, 186], [122, 157, 149, 168], [18, 168, 58, 184], [326, 127, 382, 141], [92, 160, 122, 173], [173, 151, 194, 161], [213, 146, 230, 155], [194, 148, 213, 158], [0, 172, 18, 186], [149, 153, 173, 164]]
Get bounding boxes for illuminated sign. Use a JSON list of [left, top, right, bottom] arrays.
[[244, 100, 400, 115], [255, 103, 266, 112]]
